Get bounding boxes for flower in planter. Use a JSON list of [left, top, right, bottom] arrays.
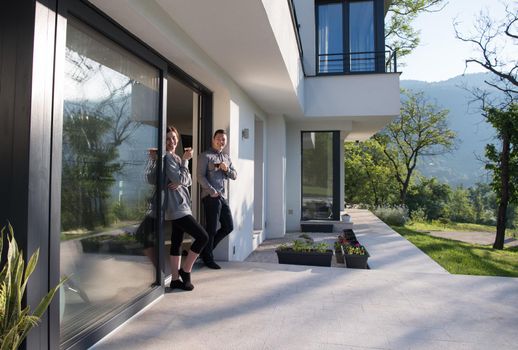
[[343, 244, 368, 256]]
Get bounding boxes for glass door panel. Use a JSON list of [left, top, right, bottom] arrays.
[[60, 17, 159, 343], [301, 132, 335, 220]]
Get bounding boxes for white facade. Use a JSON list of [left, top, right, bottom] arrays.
[[90, 0, 400, 261]]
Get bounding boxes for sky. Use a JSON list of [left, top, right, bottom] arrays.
[[399, 0, 515, 82]]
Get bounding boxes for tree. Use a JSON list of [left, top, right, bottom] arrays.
[[374, 90, 456, 204], [484, 104, 518, 249], [406, 176, 451, 220], [385, 0, 447, 61], [454, 2, 517, 100], [447, 186, 476, 223], [468, 182, 497, 225], [455, 2, 518, 249], [344, 139, 399, 207]]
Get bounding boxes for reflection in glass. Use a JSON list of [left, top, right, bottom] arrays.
[[317, 2, 343, 73], [60, 17, 159, 344], [301, 132, 334, 220], [349, 0, 375, 72]]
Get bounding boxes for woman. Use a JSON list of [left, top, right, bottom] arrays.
[[164, 126, 208, 291]]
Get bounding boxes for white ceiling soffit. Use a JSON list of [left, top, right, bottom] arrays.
[[89, 0, 302, 116]]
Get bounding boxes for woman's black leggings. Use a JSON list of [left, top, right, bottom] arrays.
[[170, 215, 209, 256]]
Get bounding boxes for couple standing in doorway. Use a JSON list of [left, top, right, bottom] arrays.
[[158, 127, 237, 291]]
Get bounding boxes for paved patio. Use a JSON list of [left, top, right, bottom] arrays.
[[92, 210, 518, 350]]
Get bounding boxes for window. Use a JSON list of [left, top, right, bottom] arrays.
[[301, 131, 340, 220], [317, 0, 377, 74]]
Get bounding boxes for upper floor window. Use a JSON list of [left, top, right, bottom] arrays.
[[317, 0, 377, 74]]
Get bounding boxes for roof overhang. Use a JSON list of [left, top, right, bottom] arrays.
[[89, 0, 303, 116]]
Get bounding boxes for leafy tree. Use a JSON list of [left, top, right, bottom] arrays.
[[447, 186, 476, 223], [385, 0, 447, 61], [468, 182, 497, 225], [455, 2, 517, 249], [61, 110, 123, 230], [344, 139, 399, 207], [406, 176, 451, 220], [374, 90, 456, 204], [484, 104, 518, 249]]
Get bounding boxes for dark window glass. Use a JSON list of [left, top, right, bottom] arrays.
[[60, 17, 159, 343], [302, 132, 334, 220], [316, 0, 376, 74], [350, 0, 375, 71], [317, 2, 344, 73]]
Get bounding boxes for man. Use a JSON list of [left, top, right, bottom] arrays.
[[197, 129, 237, 269]]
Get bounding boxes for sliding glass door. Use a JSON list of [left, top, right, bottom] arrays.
[[60, 16, 160, 344]]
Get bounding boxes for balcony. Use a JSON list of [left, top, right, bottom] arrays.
[[317, 50, 398, 75]]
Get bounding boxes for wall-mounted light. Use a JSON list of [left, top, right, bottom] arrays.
[[241, 128, 249, 139]]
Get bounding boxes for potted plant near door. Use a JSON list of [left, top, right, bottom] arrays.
[[0, 224, 66, 349], [276, 235, 333, 267]]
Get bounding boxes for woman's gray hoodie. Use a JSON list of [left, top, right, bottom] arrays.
[[164, 152, 192, 220]]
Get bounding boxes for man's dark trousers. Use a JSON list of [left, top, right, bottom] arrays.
[[201, 196, 233, 263]]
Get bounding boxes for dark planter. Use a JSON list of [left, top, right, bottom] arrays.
[[276, 249, 333, 267], [343, 246, 370, 269]]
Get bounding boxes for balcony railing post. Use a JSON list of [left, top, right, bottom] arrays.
[[393, 50, 397, 73]]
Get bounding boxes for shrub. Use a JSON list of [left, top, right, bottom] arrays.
[[373, 206, 409, 226], [410, 207, 427, 223]]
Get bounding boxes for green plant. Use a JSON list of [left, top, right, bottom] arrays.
[[277, 240, 329, 253], [0, 223, 66, 349]]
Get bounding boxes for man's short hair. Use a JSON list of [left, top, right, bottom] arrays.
[[213, 129, 226, 138]]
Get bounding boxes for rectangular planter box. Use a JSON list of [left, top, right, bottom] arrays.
[[341, 245, 369, 269], [276, 249, 333, 267], [344, 252, 369, 269]]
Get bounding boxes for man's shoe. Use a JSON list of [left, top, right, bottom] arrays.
[[204, 261, 221, 269]]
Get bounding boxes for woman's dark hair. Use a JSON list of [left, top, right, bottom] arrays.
[[213, 129, 226, 138]]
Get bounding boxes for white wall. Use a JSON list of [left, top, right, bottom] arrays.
[[293, 0, 316, 76], [304, 74, 400, 118], [262, 0, 305, 113], [265, 115, 286, 238]]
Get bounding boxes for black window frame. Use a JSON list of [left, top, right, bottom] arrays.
[[315, 0, 385, 75], [300, 131, 341, 221]]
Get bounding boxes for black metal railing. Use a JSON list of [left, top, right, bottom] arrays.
[[317, 50, 397, 75]]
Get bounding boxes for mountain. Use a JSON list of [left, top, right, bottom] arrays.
[[401, 73, 496, 187]]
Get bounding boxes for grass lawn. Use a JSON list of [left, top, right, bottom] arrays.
[[392, 226, 518, 277], [407, 220, 518, 238]]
